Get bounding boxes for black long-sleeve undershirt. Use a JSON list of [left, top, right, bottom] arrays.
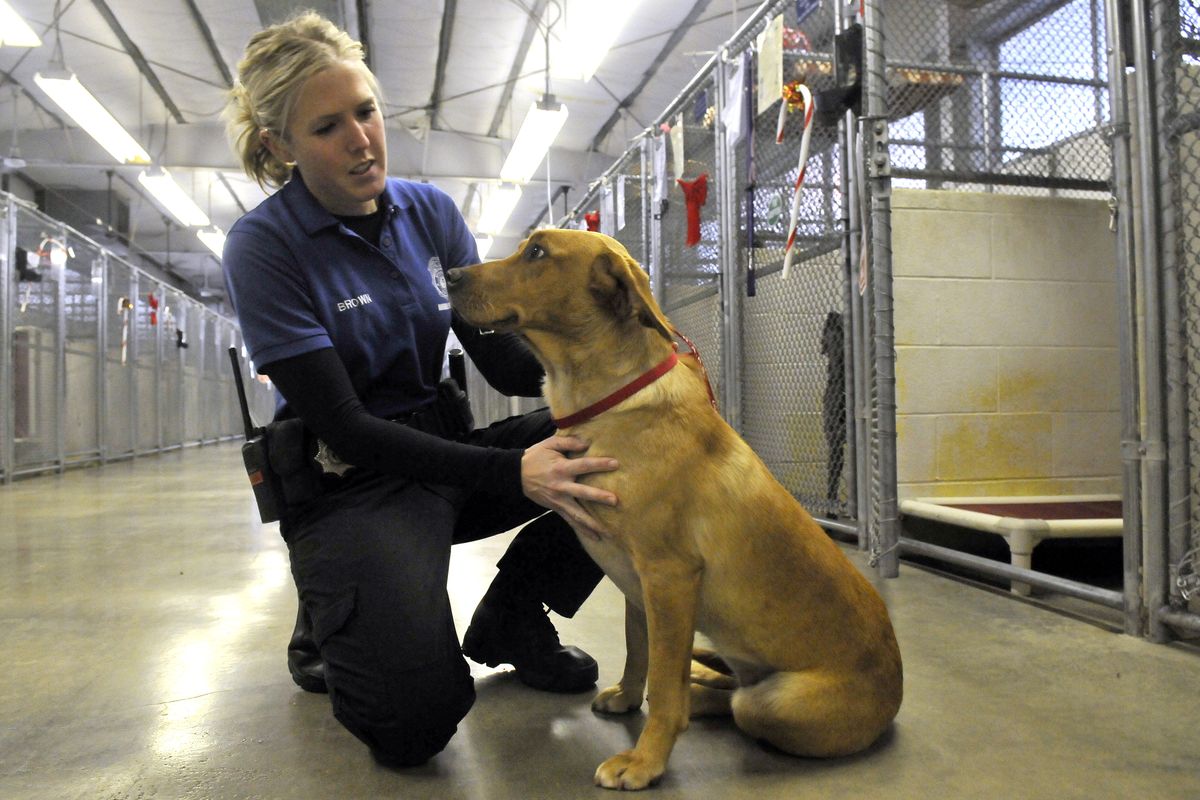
[[260, 323, 544, 495]]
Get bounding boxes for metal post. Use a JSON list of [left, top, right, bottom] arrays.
[[54, 223, 67, 473], [836, 0, 864, 544], [199, 309, 209, 444], [1148, 0, 1193, 630], [97, 253, 109, 465], [715, 52, 744, 433], [128, 270, 139, 457], [863, 0, 899, 578], [650, 133, 666, 307], [96, 252, 108, 465], [172, 291, 183, 450], [639, 136, 651, 272], [1103, 0, 1146, 637], [1130, 0, 1170, 641], [1, 195, 13, 484], [154, 280, 164, 452]]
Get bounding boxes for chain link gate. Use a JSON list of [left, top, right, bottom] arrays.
[[875, 0, 1140, 622], [732, 1, 852, 524], [886, 0, 1112, 196], [1146, 0, 1200, 638], [530, 0, 887, 560], [0, 192, 262, 483], [457, 0, 1184, 628], [1170, 0, 1200, 621]]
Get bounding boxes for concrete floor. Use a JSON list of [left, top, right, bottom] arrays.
[[1, 443, 1198, 800]]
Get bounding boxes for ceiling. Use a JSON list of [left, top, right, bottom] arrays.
[[0, 0, 763, 307]]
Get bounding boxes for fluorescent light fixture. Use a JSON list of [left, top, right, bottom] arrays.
[[138, 167, 211, 227], [499, 96, 568, 184], [562, 0, 642, 82], [197, 227, 227, 257], [477, 184, 523, 235], [0, 1, 41, 47], [474, 234, 494, 260], [34, 69, 151, 164]]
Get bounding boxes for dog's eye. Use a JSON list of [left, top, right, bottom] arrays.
[[526, 243, 546, 260]]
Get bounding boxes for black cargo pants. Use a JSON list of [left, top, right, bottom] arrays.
[[278, 408, 603, 766]]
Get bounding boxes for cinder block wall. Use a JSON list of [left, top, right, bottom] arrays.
[[892, 188, 1121, 498]]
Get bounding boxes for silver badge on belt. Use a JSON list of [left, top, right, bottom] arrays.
[[314, 439, 353, 477]]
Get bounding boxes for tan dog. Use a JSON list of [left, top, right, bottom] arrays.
[[447, 229, 902, 790]]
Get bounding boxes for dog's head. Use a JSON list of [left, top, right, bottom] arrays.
[[446, 229, 672, 355]]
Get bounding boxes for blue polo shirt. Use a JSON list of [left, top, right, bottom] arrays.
[[223, 173, 478, 419]]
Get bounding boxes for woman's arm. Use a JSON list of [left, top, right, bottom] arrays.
[[266, 347, 620, 534], [451, 315, 544, 397], [264, 347, 523, 494]]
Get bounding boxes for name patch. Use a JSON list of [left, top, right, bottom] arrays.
[[337, 293, 373, 312]]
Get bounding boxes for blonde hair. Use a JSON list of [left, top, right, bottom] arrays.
[[225, 11, 381, 189]]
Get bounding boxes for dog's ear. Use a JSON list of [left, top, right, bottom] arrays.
[[588, 250, 673, 341]]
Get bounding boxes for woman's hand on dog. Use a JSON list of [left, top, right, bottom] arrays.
[[522, 435, 619, 541]]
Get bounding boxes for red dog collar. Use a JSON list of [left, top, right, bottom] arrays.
[[551, 351, 679, 429]]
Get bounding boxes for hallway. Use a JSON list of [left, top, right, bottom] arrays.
[[1, 443, 1197, 799]]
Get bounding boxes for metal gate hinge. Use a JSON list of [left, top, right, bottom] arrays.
[[865, 119, 891, 180]]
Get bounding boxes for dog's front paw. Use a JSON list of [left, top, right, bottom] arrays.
[[591, 684, 644, 714], [594, 750, 664, 790]]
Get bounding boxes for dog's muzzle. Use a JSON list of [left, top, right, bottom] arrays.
[[445, 267, 467, 290]]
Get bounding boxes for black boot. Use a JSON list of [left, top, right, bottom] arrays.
[[288, 599, 328, 694], [461, 577, 598, 693]]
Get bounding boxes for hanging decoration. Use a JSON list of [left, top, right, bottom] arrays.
[[584, 210, 600, 232], [777, 84, 815, 279], [14, 246, 36, 312], [14, 246, 40, 282], [782, 26, 812, 52], [117, 296, 133, 365], [147, 292, 159, 326], [35, 234, 74, 269], [776, 81, 811, 143], [676, 172, 709, 248], [782, 81, 809, 113]]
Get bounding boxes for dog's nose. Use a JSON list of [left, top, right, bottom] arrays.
[[445, 267, 465, 288]]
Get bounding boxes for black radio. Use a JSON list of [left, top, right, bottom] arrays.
[[228, 347, 284, 523]]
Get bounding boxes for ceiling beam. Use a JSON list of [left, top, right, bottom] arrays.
[[2, 70, 66, 130], [356, 0, 374, 72], [90, 0, 185, 123], [461, 0, 550, 221], [428, 0, 458, 130], [590, 0, 717, 151], [960, 0, 1073, 44], [180, 0, 233, 88], [12, 121, 606, 183]]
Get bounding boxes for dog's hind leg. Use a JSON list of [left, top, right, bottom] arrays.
[[690, 658, 737, 689], [689, 682, 735, 717], [691, 646, 734, 676], [689, 654, 737, 716], [731, 671, 892, 758], [689, 651, 737, 716]]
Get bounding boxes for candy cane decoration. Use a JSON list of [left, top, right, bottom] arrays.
[[778, 84, 815, 280]]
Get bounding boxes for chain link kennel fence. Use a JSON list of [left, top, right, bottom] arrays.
[[1, 193, 262, 482]]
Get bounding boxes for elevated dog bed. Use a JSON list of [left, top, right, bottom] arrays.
[[899, 494, 1123, 594]]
